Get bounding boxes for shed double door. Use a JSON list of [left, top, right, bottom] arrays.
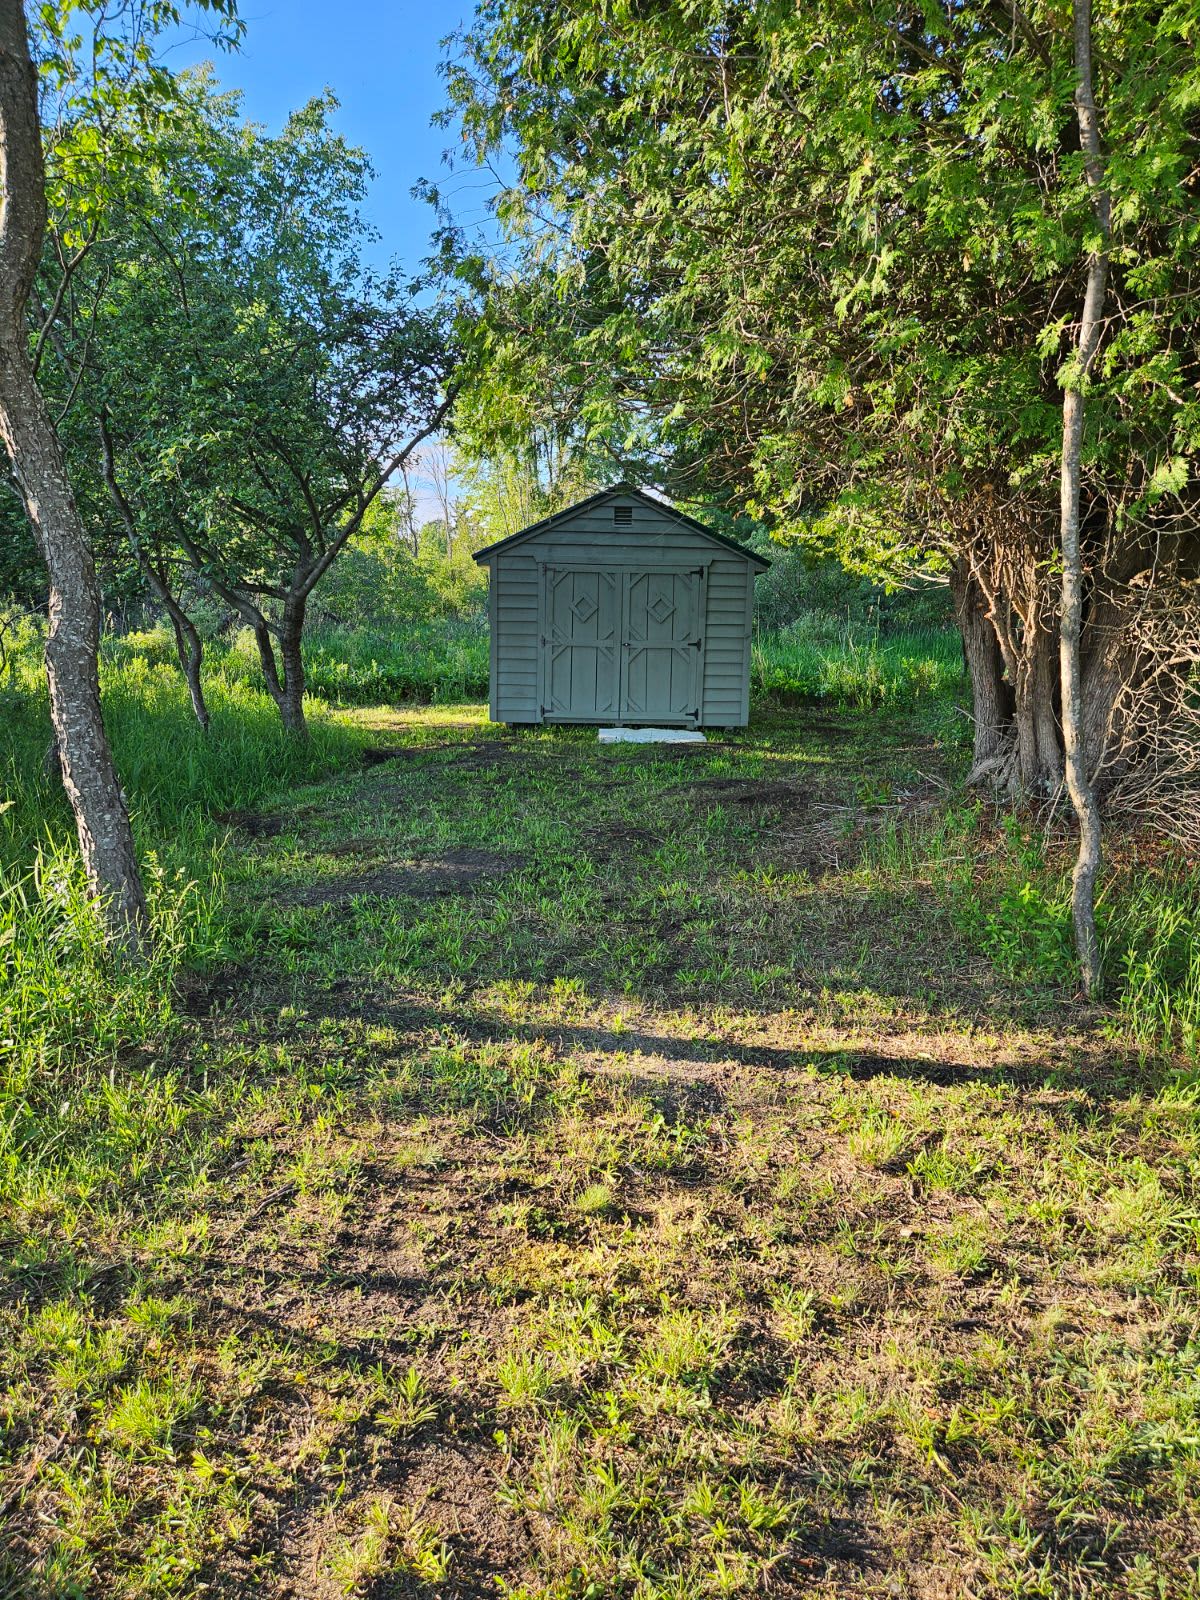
[[541, 565, 705, 724]]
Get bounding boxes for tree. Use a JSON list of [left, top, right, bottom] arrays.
[[98, 404, 211, 728], [0, 0, 153, 949], [0, 1, 240, 948], [56, 83, 458, 736], [446, 0, 1200, 835], [1059, 0, 1112, 997]]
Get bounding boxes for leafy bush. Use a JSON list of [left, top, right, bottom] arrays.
[[753, 546, 953, 634], [307, 540, 487, 628]]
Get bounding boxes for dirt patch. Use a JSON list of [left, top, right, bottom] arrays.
[[215, 807, 289, 839], [360, 740, 519, 770], [680, 777, 810, 812], [376, 1442, 532, 1593], [624, 1073, 726, 1122], [282, 848, 522, 907], [446, 741, 522, 770], [317, 838, 387, 859], [580, 822, 661, 852], [176, 962, 273, 1018]]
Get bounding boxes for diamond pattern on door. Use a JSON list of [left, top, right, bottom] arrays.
[[621, 570, 704, 723], [543, 568, 618, 719]]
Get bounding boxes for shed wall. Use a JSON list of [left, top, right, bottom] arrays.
[[490, 551, 541, 722], [485, 499, 758, 727]]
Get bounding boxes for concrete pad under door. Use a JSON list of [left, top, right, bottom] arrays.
[[598, 727, 708, 744]]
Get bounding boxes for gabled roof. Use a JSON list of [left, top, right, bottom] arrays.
[[472, 484, 770, 569]]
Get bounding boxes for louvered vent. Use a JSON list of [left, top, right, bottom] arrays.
[[613, 505, 633, 526]]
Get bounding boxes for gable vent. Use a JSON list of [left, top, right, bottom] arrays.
[[613, 505, 633, 526]]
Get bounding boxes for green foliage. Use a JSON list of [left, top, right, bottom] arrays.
[[871, 803, 1200, 1056], [0, 622, 371, 865], [33, 66, 458, 715], [753, 546, 952, 635], [225, 621, 490, 707], [446, 0, 1200, 588], [311, 538, 486, 630]]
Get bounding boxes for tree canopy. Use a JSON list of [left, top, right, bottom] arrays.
[[38, 73, 460, 733]]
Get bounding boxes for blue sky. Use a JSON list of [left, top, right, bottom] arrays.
[[166, 0, 496, 271]]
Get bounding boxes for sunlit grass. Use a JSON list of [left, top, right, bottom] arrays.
[[2, 613, 1200, 1596]]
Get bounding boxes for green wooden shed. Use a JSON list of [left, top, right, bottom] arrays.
[[474, 485, 769, 729]]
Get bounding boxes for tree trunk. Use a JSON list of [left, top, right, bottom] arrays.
[[169, 608, 210, 731], [1017, 615, 1062, 795], [246, 591, 308, 736], [951, 559, 1012, 781], [99, 409, 210, 730], [0, 1, 147, 952], [1079, 588, 1141, 788], [276, 600, 308, 736], [1060, 0, 1110, 999]]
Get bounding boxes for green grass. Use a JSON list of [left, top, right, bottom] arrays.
[[868, 804, 1200, 1062], [3, 618, 1200, 1598], [3, 620, 372, 860], [206, 617, 492, 707], [1, 618, 373, 1113], [752, 617, 964, 710]]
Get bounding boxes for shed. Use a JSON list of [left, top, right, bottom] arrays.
[[474, 485, 769, 729]]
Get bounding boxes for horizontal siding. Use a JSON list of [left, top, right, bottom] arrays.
[[701, 560, 752, 725], [538, 541, 707, 566], [492, 555, 540, 721]]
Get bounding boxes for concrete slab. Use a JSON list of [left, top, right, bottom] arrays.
[[598, 727, 707, 744]]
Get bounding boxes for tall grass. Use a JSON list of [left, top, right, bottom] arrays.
[[2, 622, 372, 863], [199, 619, 492, 708], [140, 614, 964, 716], [869, 804, 1200, 1061], [752, 617, 963, 709], [1, 621, 373, 1111]]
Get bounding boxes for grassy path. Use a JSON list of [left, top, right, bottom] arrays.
[[4, 707, 1199, 1598]]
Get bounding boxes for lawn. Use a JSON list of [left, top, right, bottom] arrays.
[[3, 677, 1200, 1598]]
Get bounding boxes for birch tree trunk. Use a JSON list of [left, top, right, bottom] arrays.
[[0, 0, 148, 951], [1059, 0, 1110, 998]]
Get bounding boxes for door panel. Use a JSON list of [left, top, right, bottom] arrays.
[[542, 567, 619, 719], [621, 570, 703, 723]]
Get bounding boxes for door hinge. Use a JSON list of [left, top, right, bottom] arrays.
[[688, 637, 702, 650]]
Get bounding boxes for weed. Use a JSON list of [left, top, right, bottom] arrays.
[[379, 1366, 439, 1434]]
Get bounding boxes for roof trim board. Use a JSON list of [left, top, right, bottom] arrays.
[[472, 484, 771, 570]]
